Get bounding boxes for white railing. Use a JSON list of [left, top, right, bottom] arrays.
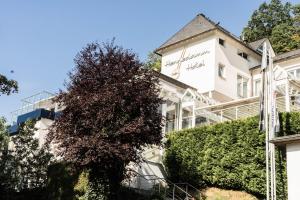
[[10, 91, 55, 124], [165, 96, 300, 133]]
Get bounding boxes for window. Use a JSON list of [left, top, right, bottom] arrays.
[[254, 79, 261, 97], [238, 51, 248, 60], [218, 64, 225, 79], [288, 67, 300, 79], [257, 46, 263, 54], [219, 38, 225, 46], [237, 75, 248, 98]]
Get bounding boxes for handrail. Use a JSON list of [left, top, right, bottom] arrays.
[[174, 182, 201, 194], [174, 182, 202, 199], [128, 169, 195, 199]]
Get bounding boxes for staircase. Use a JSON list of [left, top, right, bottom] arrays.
[[128, 170, 201, 200]]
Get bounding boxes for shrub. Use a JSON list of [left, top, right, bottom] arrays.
[[164, 112, 300, 199], [47, 162, 79, 200]]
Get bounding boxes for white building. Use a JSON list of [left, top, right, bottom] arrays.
[[8, 13, 300, 199], [156, 14, 300, 134]]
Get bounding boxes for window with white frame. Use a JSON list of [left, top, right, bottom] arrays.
[[287, 67, 300, 79], [254, 79, 261, 97], [218, 64, 225, 79], [237, 75, 248, 98]]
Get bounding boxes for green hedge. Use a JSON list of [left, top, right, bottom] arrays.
[[164, 112, 300, 199], [278, 112, 300, 136]]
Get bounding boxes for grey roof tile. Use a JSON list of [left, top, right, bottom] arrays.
[[249, 48, 300, 70], [274, 48, 300, 62], [155, 13, 260, 56], [249, 38, 267, 50], [157, 14, 216, 51]]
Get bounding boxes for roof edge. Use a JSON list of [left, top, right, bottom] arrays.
[[155, 71, 197, 90], [270, 134, 300, 146], [155, 13, 261, 56]]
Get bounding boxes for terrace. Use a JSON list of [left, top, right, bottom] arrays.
[[163, 66, 300, 133]]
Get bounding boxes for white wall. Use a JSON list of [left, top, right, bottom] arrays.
[[161, 35, 216, 94], [286, 143, 300, 200], [214, 32, 261, 100], [276, 57, 300, 72], [160, 30, 262, 102]]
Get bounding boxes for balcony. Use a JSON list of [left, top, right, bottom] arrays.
[[8, 108, 56, 135], [9, 91, 56, 135]]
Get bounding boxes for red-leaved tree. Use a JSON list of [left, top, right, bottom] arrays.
[[48, 41, 163, 199]]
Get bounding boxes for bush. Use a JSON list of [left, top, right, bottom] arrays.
[[164, 112, 300, 199], [47, 162, 80, 200], [278, 112, 300, 136]]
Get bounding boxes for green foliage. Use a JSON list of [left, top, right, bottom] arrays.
[[278, 112, 300, 136], [0, 118, 18, 193], [74, 170, 89, 200], [164, 113, 300, 199], [293, 4, 300, 26], [0, 117, 8, 150], [73, 170, 164, 200], [74, 170, 107, 200], [270, 23, 300, 53], [0, 120, 54, 198], [243, 0, 292, 42], [0, 73, 18, 96], [11, 120, 53, 191], [242, 0, 300, 53], [145, 52, 161, 72], [47, 162, 79, 200]]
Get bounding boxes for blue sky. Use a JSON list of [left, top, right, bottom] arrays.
[[0, 0, 298, 121]]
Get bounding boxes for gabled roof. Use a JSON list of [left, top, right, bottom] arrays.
[[157, 14, 216, 51], [274, 48, 300, 62], [155, 13, 261, 56], [249, 38, 267, 50], [249, 48, 300, 70]]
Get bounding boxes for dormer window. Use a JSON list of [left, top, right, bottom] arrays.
[[238, 51, 248, 60], [219, 38, 225, 46], [257, 45, 263, 54]]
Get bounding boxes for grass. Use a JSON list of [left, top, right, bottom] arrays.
[[201, 187, 258, 200]]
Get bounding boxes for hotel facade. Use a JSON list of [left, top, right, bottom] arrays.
[[8, 14, 300, 198]]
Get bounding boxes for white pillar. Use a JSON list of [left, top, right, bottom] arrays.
[[285, 80, 290, 112], [177, 101, 182, 130], [192, 103, 196, 128], [220, 110, 223, 122], [161, 103, 167, 137]]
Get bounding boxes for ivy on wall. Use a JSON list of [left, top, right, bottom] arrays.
[[164, 112, 300, 199]]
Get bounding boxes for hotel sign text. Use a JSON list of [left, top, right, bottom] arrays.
[[165, 50, 210, 71]]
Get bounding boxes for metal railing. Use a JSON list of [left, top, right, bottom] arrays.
[[127, 169, 201, 200], [165, 95, 300, 133], [10, 91, 55, 124]]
